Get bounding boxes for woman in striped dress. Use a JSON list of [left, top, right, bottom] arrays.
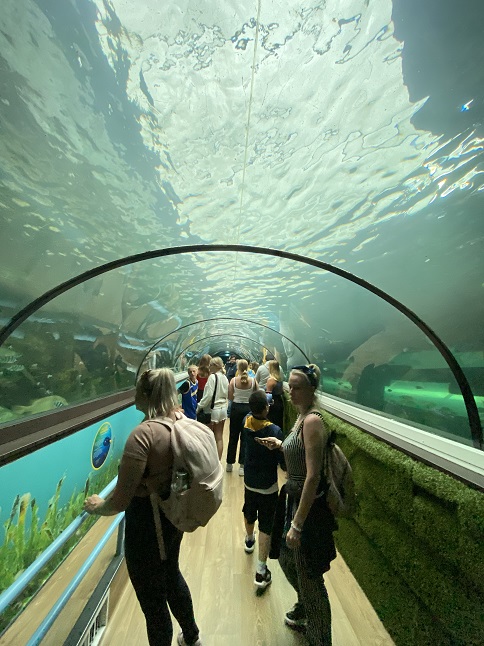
[[258, 364, 336, 646]]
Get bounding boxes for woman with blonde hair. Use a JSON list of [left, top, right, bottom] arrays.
[[258, 364, 336, 646], [84, 368, 202, 646], [266, 359, 284, 432], [196, 356, 229, 459], [226, 359, 258, 475]]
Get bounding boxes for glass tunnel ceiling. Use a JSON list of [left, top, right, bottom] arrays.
[[0, 2, 483, 440], [1, 250, 482, 447]]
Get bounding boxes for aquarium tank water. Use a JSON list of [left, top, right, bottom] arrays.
[[0, 0, 482, 632]]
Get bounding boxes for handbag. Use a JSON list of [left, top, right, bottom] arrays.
[[196, 374, 218, 425], [197, 410, 212, 424]]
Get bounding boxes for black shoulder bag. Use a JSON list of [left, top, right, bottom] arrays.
[[197, 373, 218, 425]]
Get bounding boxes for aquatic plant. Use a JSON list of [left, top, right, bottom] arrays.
[[0, 459, 121, 634]]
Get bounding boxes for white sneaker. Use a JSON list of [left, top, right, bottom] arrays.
[[244, 535, 256, 553], [239, 465, 244, 476], [226, 463, 233, 472], [177, 631, 202, 646], [254, 566, 272, 589]]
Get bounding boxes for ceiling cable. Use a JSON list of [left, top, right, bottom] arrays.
[[232, 0, 262, 290]]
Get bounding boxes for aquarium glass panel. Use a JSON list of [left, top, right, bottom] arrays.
[[0, 406, 143, 632], [0, 1, 483, 443], [0, 252, 478, 445]]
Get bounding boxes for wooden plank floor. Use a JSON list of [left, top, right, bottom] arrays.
[[102, 424, 394, 646]]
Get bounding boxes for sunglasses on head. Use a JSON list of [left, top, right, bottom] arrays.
[[292, 365, 318, 387]]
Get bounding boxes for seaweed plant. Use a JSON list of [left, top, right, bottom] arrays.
[[0, 459, 121, 634]]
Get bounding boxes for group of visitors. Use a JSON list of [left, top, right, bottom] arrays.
[[84, 359, 336, 646], [178, 354, 285, 470]]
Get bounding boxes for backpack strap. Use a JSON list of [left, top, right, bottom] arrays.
[[146, 415, 179, 562], [150, 494, 167, 560], [210, 373, 218, 409], [295, 409, 322, 440], [145, 417, 174, 437]]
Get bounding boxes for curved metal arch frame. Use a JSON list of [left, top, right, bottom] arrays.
[[204, 348, 251, 361], [139, 316, 310, 374], [0, 244, 481, 447], [171, 334, 273, 368]]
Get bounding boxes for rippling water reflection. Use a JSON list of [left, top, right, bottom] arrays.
[[0, 1, 482, 435]]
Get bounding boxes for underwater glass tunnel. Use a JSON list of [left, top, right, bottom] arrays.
[[0, 0, 483, 643]]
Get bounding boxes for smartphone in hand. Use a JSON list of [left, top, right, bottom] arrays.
[[255, 437, 278, 450]]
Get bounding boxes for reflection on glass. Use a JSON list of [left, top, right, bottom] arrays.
[[0, 1, 482, 440], [1, 252, 481, 448], [320, 344, 481, 446]]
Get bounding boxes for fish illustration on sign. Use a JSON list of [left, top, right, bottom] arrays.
[[91, 422, 112, 469]]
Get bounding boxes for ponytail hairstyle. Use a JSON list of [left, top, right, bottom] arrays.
[[197, 354, 211, 378], [136, 368, 179, 418], [267, 359, 283, 382], [236, 359, 249, 384]]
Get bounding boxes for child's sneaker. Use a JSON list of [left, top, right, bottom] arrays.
[[177, 631, 202, 646], [238, 465, 244, 476], [254, 567, 272, 589], [284, 603, 307, 631], [226, 463, 233, 472], [244, 535, 256, 553]]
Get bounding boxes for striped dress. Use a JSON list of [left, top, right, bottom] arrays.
[[279, 410, 335, 646], [283, 413, 314, 489]]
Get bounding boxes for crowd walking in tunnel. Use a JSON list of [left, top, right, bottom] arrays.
[[83, 359, 338, 646]]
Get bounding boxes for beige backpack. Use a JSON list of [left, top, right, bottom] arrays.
[[150, 411, 224, 559], [324, 434, 357, 518]]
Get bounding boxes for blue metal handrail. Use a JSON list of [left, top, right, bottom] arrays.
[[0, 477, 118, 615], [26, 514, 124, 646]]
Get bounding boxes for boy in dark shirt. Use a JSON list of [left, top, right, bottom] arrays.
[[243, 389, 283, 589]]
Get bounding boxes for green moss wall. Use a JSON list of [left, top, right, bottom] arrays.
[[324, 412, 484, 646]]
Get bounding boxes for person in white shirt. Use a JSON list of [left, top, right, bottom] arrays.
[[255, 361, 270, 391], [226, 359, 258, 475], [197, 356, 229, 459]]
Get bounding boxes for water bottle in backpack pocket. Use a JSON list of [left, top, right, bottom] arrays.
[[149, 413, 224, 558]]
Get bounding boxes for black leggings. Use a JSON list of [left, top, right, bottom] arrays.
[[124, 497, 199, 646], [226, 402, 250, 464]]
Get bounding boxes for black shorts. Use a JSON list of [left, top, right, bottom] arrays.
[[242, 489, 278, 535]]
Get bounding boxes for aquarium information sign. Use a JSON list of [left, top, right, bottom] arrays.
[[91, 422, 112, 469]]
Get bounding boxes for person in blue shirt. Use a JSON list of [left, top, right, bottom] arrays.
[[179, 365, 198, 420], [242, 389, 283, 590], [248, 361, 258, 378]]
